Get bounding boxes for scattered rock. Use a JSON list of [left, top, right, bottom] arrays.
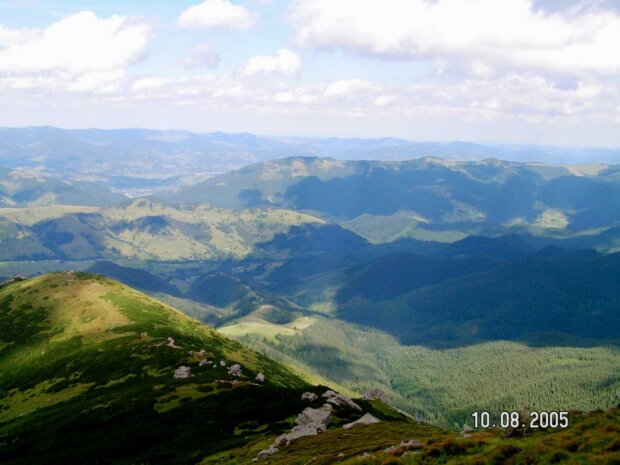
[[220, 360, 226, 367], [268, 404, 333, 452], [385, 439, 423, 456], [295, 404, 332, 431], [167, 337, 181, 349], [462, 424, 474, 437], [322, 390, 362, 412], [140, 332, 148, 337], [228, 364, 243, 377], [342, 413, 380, 430], [256, 447, 278, 460], [198, 359, 212, 367], [363, 388, 387, 402], [173, 366, 191, 379], [255, 372, 265, 383], [301, 392, 317, 402]]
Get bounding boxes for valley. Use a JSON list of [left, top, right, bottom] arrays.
[[1, 144, 620, 463]]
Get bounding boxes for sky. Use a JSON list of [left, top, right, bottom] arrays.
[[0, 0, 620, 146]]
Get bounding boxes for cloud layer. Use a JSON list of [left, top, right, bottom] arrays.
[[178, 0, 253, 30], [241, 49, 302, 77], [0, 11, 150, 93], [290, 0, 620, 77], [0, 1, 619, 145]]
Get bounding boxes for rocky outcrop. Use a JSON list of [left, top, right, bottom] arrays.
[[254, 389, 370, 461], [296, 404, 332, 430], [256, 447, 278, 460], [301, 392, 317, 402], [322, 390, 362, 412], [274, 404, 332, 447], [173, 366, 191, 379], [256, 404, 333, 460], [342, 413, 380, 430], [228, 364, 243, 377]]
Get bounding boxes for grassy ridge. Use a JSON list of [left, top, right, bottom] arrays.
[[0, 199, 323, 261], [0, 272, 317, 464], [201, 407, 620, 465]]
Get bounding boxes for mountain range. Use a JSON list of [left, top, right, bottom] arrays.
[[2, 128, 620, 463]]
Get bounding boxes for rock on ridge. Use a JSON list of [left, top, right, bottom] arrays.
[[322, 389, 362, 412], [342, 413, 380, 430], [173, 366, 191, 379]]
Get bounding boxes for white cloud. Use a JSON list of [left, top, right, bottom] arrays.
[[0, 25, 38, 48], [0, 12, 150, 75], [290, 0, 620, 77], [178, 0, 253, 30], [0, 12, 151, 94], [184, 43, 220, 68], [241, 48, 302, 77]]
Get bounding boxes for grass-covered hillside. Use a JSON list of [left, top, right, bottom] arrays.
[[1, 272, 618, 465], [0, 272, 317, 464], [231, 318, 620, 428], [0, 198, 323, 260], [0, 166, 125, 207]]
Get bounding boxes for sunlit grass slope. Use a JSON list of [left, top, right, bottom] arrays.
[[0, 272, 313, 464]]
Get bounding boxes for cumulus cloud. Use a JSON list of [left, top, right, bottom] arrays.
[[178, 0, 253, 30], [241, 48, 302, 77], [0, 11, 151, 93], [184, 43, 220, 68], [290, 0, 620, 77]]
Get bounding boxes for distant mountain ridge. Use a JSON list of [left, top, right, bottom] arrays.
[[0, 166, 125, 207], [162, 156, 620, 248], [1, 126, 619, 188]]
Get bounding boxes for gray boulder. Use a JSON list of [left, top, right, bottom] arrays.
[[228, 364, 243, 377], [342, 413, 380, 430], [301, 392, 318, 402], [272, 404, 333, 448], [256, 446, 278, 460], [255, 372, 265, 383], [295, 404, 332, 431], [322, 390, 362, 412], [173, 366, 191, 379]]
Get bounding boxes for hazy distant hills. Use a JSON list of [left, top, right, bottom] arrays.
[[0, 199, 322, 261], [1, 127, 619, 190], [163, 157, 620, 247], [0, 166, 125, 207]]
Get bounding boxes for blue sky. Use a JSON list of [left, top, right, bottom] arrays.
[[1, 0, 619, 147]]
